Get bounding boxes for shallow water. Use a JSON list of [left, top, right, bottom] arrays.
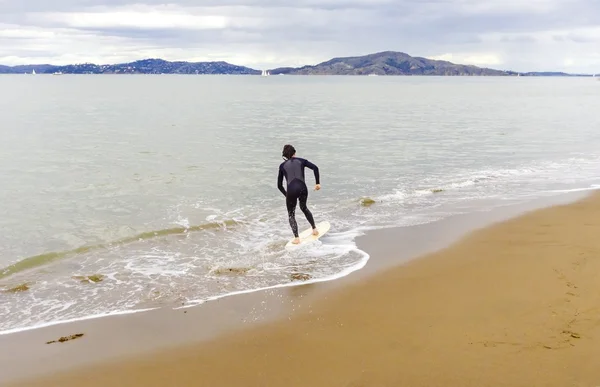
[[1, 75, 599, 334]]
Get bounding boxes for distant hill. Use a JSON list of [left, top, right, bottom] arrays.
[[0, 64, 57, 74], [268, 51, 594, 76], [518, 71, 589, 77], [0, 59, 259, 75], [268, 51, 512, 76]]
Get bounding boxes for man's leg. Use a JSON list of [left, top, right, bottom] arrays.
[[286, 193, 299, 240], [299, 188, 317, 235]]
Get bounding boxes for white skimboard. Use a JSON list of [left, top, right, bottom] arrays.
[[285, 221, 330, 250]]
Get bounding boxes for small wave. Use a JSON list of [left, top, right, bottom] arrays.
[[0, 226, 371, 336], [177, 244, 371, 310], [543, 185, 600, 194], [0, 219, 240, 281], [373, 163, 565, 205], [375, 178, 475, 203]]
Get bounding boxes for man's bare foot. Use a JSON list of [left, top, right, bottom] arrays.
[[312, 228, 319, 236], [292, 237, 300, 244]]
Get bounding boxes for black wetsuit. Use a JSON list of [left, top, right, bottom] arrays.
[[277, 157, 320, 238]]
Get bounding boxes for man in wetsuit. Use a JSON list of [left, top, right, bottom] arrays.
[[277, 144, 321, 244]]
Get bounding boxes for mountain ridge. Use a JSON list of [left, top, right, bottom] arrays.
[[267, 51, 591, 76], [0, 59, 259, 75], [0, 51, 594, 76]]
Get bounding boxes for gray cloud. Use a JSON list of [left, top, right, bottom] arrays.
[[564, 33, 599, 43], [0, 0, 403, 13], [0, 0, 599, 72], [500, 35, 538, 43]]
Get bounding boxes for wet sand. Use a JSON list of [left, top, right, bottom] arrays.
[[7, 191, 600, 386]]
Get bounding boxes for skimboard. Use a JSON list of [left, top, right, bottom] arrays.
[[285, 221, 330, 250]]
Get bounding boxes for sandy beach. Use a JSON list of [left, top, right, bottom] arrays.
[[7, 190, 600, 386]]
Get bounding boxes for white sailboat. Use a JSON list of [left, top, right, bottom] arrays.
[[32, 69, 36, 75], [261, 69, 270, 76]]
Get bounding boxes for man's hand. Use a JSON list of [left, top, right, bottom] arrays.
[[315, 184, 321, 191]]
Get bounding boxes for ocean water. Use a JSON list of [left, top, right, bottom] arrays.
[[1, 75, 599, 334]]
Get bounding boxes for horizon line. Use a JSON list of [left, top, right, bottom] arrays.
[[1, 50, 596, 76]]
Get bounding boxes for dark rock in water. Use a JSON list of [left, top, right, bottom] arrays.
[[3, 283, 30, 293], [46, 333, 84, 344], [212, 267, 251, 275], [72, 274, 105, 283], [360, 197, 376, 207], [291, 273, 312, 281]]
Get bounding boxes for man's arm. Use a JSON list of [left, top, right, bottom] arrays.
[[303, 159, 320, 185], [277, 166, 286, 196]]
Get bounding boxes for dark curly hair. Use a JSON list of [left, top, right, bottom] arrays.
[[282, 144, 296, 160]]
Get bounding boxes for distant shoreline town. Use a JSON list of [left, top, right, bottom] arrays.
[[0, 51, 596, 77]]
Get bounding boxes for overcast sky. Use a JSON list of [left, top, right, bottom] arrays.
[[1, 0, 599, 73]]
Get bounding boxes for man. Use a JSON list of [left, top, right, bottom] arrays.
[[277, 144, 321, 244]]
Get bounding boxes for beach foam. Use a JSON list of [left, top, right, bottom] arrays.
[[3, 175, 600, 335]]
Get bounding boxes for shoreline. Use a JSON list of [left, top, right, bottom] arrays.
[[0, 189, 593, 385], [0, 189, 587, 338], [2, 73, 596, 77]]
